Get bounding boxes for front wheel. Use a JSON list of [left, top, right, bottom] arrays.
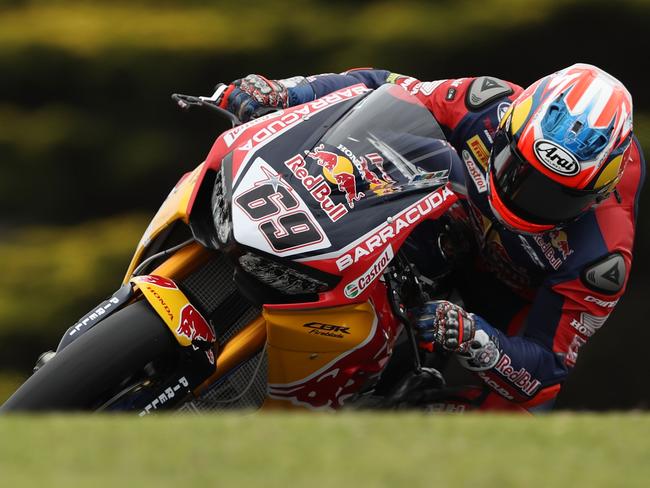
[[1, 300, 180, 412]]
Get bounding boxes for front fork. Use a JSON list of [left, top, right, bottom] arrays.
[[127, 242, 267, 404], [52, 241, 267, 411], [381, 251, 446, 407]]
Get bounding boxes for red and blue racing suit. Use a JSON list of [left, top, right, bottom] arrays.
[[285, 69, 646, 408]]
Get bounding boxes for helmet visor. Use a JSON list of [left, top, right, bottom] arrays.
[[489, 130, 603, 225]]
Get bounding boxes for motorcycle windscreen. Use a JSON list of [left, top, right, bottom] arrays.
[[305, 84, 459, 208]]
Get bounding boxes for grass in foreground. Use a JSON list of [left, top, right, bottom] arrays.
[[0, 413, 648, 487]]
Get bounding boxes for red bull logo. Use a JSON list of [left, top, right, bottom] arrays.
[[494, 353, 542, 397], [357, 156, 383, 185], [306, 144, 365, 208], [177, 304, 217, 364], [269, 362, 368, 410], [284, 154, 348, 222], [548, 230, 573, 259], [365, 152, 394, 183], [533, 230, 573, 270], [268, 323, 392, 410], [337, 143, 396, 194]]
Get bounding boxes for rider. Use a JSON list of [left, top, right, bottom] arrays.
[[219, 65, 645, 409]]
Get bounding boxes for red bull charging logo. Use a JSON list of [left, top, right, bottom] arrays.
[[548, 230, 573, 259], [177, 304, 217, 364], [306, 144, 365, 208]]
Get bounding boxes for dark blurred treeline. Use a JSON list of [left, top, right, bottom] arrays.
[[0, 0, 648, 408]]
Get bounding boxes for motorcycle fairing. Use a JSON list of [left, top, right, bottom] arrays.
[[57, 283, 134, 351], [263, 283, 400, 410], [124, 163, 207, 281], [231, 157, 333, 257], [226, 85, 458, 262], [216, 84, 461, 306], [131, 275, 217, 366], [257, 184, 457, 309], [123, 85, 371, 282], [115, 85, 463, 410]]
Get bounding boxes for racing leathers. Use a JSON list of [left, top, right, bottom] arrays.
[[225, 70, 645, 408]]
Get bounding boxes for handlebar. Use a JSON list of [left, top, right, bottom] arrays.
[[171, 83, 242, 127]]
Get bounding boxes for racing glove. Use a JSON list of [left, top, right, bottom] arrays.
[[416, 300, 476, 352], [415, 300, 499, 371], [219, 74, 314, 122]]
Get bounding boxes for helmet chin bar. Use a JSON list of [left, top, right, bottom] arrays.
[[486, 171, 556, 235], [487, 197, 555, 236]]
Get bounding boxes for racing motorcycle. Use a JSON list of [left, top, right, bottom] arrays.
[[1, 83, 522, 413]]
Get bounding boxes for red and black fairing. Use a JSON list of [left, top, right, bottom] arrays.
[[191, 85, 462, 308]]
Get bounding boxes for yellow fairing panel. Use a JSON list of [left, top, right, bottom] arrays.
[[264, 302, 393, 410], [124, 163, 205, 281], [130, 275, 216, 351]]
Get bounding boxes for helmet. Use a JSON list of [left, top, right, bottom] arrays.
[[488, 63, 633, 234]]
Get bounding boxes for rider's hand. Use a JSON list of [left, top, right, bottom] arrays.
[[415, 300, 476, 353], [219, 74, 289, 122]]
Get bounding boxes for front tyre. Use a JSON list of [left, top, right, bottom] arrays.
[[1, 301, 178, 411]]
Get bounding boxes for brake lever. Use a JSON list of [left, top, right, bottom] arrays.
[[385, 260, 423, 373], [171, 83, 242, 127]]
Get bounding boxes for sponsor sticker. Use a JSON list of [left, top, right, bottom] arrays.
[[284, 154, 348, 222], [462, 150, 488, 193], [138, 275, 178, 289], [548, 230, 573, 259], [139, 376, 190, 416], [306, 144, 365, 208], [336, 186, 455, 271], [344, 245, 394, 298], [570, 312, 608, 338], [223, 110, 283, 147], [533, 140, 580, 176], [477, 372, 514, 400], [397, 77, 418, 89], [232, 85, 370, 156], [494, 353, 541, 397], [566, 334, 586, 367], [177, 304, 216, 364], [386, 72, 404, 84], [467, 135, 490, 170], [584, 295, 618, 308], [426, 403, 467, 413], [303, 322, 350, 339], [518, 235, 546, 269], [532, 234, 564, 270], [413, 80, 447, 96], [68, 296, 120, 337]]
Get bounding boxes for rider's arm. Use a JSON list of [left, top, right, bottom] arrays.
[[292, 69, 393, 100], [469, 140, 645, 407], [292, 70, 522, 137], [222, 69, 522, 133]]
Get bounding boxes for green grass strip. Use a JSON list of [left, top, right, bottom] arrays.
[[0, 413, 648, 487]]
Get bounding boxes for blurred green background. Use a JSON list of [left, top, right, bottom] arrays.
[[0, 0, 648, 409]]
